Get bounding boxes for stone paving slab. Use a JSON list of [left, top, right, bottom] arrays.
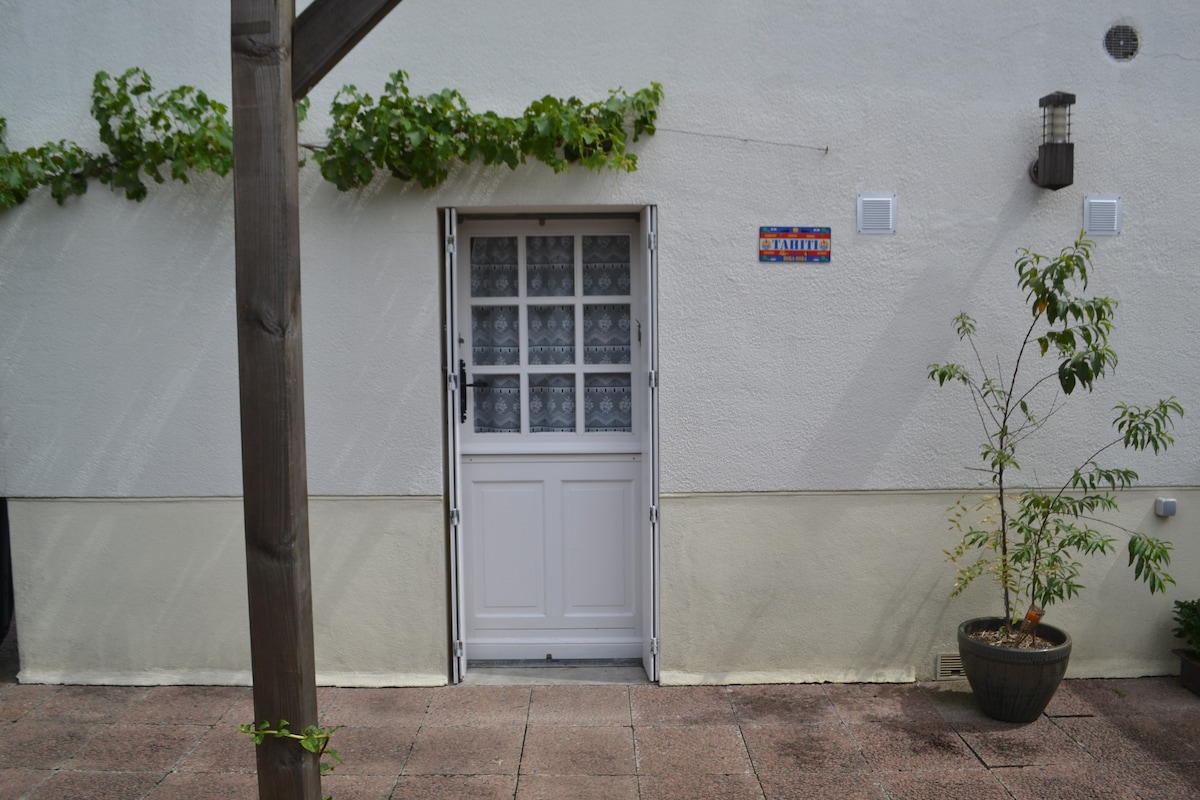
[[0, 677, 1196, 798]]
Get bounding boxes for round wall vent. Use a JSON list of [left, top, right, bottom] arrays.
[[1104, 24, 1139, 61]]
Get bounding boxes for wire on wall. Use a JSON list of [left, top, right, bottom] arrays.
[[656, 127, 829, 154]]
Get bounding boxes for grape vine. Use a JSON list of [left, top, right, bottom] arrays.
[[0, 67, 663, 209]]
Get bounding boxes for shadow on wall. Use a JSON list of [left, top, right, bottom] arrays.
[[0, 500, 16, 683], [0, 183, 241, 499], [0, 500, 12, 640], [802, 181, 1038, 488]]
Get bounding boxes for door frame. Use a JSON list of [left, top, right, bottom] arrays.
[[440, 206, 659, 682]]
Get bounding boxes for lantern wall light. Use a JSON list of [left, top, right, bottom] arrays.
[[1029, 92, 1075, 190]]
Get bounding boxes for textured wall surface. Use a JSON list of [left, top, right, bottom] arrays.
[[2, 1, 1198, 683], [9, 497, 448, 686], [10, 488, 1192, 685], [3, 0, 1197, 497], [660, 488, 1200, 684]]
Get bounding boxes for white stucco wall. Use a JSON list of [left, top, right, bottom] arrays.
[[4, 0, 1198, 498], [2, 1, 1198, 684]]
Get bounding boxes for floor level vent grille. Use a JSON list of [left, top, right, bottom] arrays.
[[935, 653, 965, 680]]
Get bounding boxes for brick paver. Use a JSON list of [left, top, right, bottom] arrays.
[[0, 677, 1196, 798]]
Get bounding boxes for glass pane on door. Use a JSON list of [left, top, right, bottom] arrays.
[[583, 304, 630, 364], [585, 374, 632, 432], [529, 374, 576, 432], [470, 237, 519, 297], [528, 305, 575, 365], [472, 306, 520, 365], [583, 235, 631, 295], [527, 235, 575, 297], [474, 375, 521, 433]]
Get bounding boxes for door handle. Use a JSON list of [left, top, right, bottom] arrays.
[[459, 359, 489, 423]]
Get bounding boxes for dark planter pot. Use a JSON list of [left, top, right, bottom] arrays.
[[1173, 649, 1200, 697], [958, 617, 1072, 723]]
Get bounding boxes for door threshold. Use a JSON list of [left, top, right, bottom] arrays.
[[462, 659, 652, 686], [472, 658, 642, 668]]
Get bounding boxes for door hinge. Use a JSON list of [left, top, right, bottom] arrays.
[[650, 637, 659, 656], [454, 640, 464, 658], [649, 505, 659, 524], [446, 234, 457, 253], [450, 507, 461, 527], [447, 371, 459, 392], [648, 370, 658, 389], [647, 231, 657, 252]]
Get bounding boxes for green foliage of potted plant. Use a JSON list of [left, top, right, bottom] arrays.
[[929, 233, 1183, 722], [1172, 598, 1200, 696]]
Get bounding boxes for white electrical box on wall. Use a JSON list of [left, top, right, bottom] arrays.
[[1084, 195, 1122, 236], [1155, 497, 1177, 518]]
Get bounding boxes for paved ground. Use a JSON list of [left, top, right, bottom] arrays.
[[0, 665, 1197, 800]]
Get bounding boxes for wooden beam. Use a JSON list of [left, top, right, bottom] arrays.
[[230, 2, 320, 798], [292, 0, 405, 100]]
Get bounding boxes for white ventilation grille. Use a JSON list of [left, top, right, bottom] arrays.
[[935, 652, 965, 680], [1084, 195, 1122, 236], [857, 193, 897, 234]]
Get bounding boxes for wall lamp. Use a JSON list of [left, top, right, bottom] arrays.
[[1029, 92, 1075, 190]]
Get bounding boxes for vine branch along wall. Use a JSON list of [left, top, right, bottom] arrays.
[[0, 69, 662, 209]]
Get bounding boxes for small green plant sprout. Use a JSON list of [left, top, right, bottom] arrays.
[[1173, 599, 1200, 654], [238, 719, 343, 777], [929, 233, 1183, 636]]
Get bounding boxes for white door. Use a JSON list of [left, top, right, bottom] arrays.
[[446, 213, 657, 668]]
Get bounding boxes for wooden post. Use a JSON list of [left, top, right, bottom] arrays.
[[230, 2, 319, 798], [230, 1, 402, 796]]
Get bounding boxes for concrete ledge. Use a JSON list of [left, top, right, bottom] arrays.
[[660, 668, 916, 686]]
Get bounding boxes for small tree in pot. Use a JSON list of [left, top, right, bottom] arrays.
[[928, 233, 1182, 722]]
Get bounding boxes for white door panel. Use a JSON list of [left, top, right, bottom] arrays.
[[473, 480, 545, 615], [463, 456, 640, 659], [562, 481, 635, 614]]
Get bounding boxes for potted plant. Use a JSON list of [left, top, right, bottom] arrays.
[[929, 233, 1183, 723], [1172, 598, 1200, 696]]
